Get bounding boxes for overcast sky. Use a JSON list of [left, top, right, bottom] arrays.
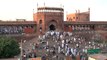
[[0, 0, 107, 21]]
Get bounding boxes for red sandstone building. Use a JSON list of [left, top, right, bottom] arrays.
[[0, 7, 107, 34], [67, 8, 90, 22], [33, 7, 64, 34]]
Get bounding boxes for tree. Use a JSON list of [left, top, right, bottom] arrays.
[[0, 36, 20, 58]]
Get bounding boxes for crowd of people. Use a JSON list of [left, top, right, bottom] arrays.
[[21, 30, 107, 60], [0, 26, 23, 34]]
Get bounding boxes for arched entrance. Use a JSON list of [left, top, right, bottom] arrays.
[[49, 24, 56, 31]]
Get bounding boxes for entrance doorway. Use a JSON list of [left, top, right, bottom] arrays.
[[49, 24, 56, 31]]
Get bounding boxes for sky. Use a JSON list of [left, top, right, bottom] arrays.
[[0, 0, 107, 21]]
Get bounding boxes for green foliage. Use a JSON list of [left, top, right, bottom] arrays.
[[0, 36, 20, 58]]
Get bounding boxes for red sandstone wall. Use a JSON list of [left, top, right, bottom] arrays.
[[77, 13, 89, 22], [33, 13, 37, 22], [23, 28, 35, 34]]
